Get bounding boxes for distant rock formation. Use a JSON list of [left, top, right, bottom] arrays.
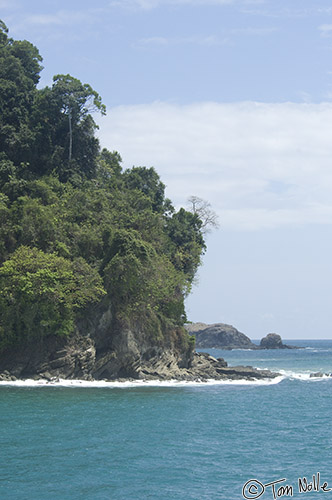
[[185, 323, 259, 350], [259, 333, 298, 350], [185, 323, 301, 350]]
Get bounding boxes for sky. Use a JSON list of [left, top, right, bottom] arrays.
[[2, 0, 332, 339]]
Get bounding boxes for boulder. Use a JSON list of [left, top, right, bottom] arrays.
[[310, 372, 332, 378], [259, 333, 298, 349]]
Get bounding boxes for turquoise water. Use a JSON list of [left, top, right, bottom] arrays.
[[1, 340, 332, 500]]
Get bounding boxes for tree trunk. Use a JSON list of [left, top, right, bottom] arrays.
[[68, 107, 72, 162]]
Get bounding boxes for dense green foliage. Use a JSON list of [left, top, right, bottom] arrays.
[[0, 22, 206, 349], [0, 247, 105, 348]]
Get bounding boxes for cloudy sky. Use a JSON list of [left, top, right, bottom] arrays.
[[3, 0, 332, 338]]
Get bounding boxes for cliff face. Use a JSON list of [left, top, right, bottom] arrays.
[[0, 300, 193, 381], [185, 323, 259, 350], [0, 306, 279, 382]]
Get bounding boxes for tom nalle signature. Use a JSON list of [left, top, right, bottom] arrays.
[[242, 473, 331, 499]]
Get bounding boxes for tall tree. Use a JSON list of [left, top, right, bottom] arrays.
[[51, 74, 106, 162], [187, 196, 219, 234], [0, 20, 43, 166], [21, 74, 106, 180]]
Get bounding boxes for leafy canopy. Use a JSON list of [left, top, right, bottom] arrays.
[[0, 21, 210, 350], [0, 247, 105, 348]]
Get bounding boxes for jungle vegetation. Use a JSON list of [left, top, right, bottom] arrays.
[[0, 21, 207, 350]]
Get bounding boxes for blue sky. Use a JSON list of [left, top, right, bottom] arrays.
[[2, 0, 332, 338], [4, 0, 332, 104]]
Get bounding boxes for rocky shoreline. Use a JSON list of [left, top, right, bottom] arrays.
[[0, 350, 280, 383], [0, 302, 284, 384], [126, 351, 280, 381]]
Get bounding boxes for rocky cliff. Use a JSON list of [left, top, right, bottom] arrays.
[[0, 305, 279, 382]]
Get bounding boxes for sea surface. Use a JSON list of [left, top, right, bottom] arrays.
[[1, 339, 332, 500]]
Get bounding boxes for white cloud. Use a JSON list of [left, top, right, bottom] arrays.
[[298, 90, 312, 103], [136, 36, 169, 46], [9, 8, 106, 41], [243, 7, 332, 18], [134, 27, 274, 50], [319, 24, 332, 38], [230, 26, 277, 36], [24, 13, 68, 26], [0, 0, 19, 9], [110, 0, 245, 10], [23, 10, 100, 27], [97, 101, 332, 230], [135, 34, 229, 47]]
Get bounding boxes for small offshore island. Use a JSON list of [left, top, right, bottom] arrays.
[[185, 323, 300, 350], [0, 22, 281, 384]]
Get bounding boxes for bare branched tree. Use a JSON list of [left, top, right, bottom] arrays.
[[187, 196, 220, 234]]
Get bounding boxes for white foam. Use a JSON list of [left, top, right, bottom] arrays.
[[227, 348, 255, 351], [304, 347, 332, 352], [278, 369, 332, 381], [0, 375, 285, 388]]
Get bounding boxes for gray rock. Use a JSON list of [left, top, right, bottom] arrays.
[[310, 372, 332, 378], [260, 333, 299, 349], [0, 303, 279, 383], [187, 353, 279, 381], [185, 322, 258, 350], [0, 370, 17, 381]]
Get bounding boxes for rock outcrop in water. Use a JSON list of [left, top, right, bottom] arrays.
[[309, 372, 332, 378], [185, 323, 259, 350], [185, 323, 301, 351], [259, 333, 298, 350]]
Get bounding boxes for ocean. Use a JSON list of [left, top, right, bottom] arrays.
[[1, 339, 331, 500]]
